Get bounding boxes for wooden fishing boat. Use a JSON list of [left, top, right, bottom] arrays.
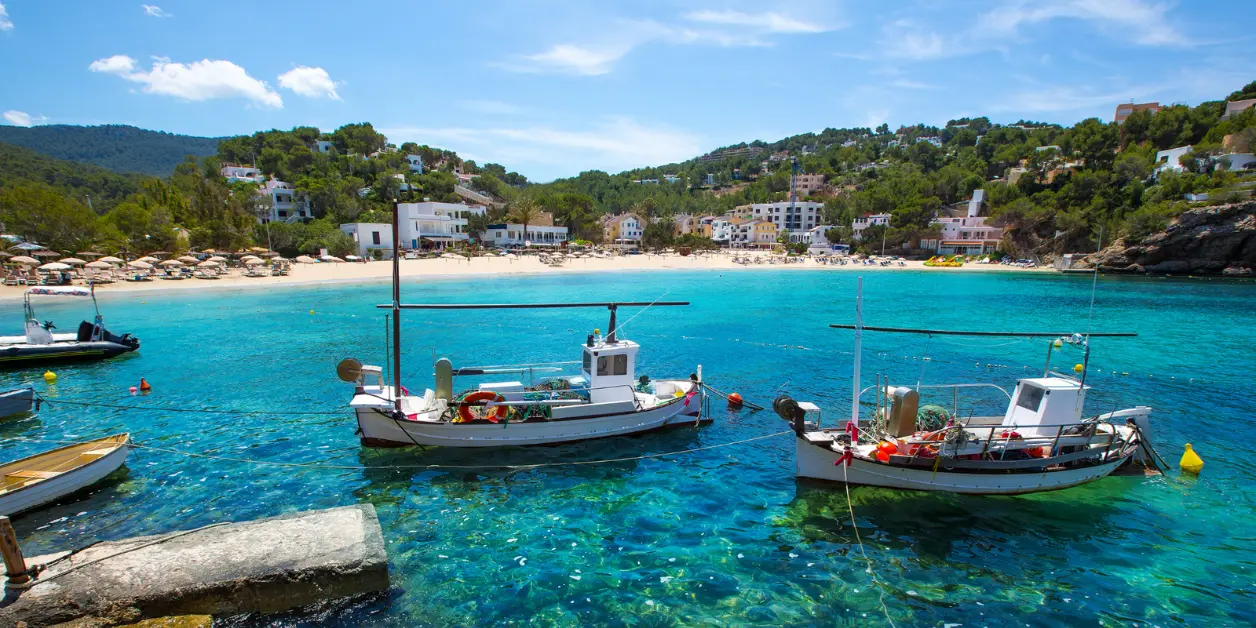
[[0, 434, 131, 516], [776, 279, 1161, 496], [337, 202, 706, 448]]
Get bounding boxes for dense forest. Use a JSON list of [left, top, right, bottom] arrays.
[[1, 81, 1253, 258], [0, 124, 221, 176]]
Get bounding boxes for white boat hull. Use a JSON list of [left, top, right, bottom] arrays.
[[0, 439, 130, 516], [0, 387, 35, 419], [795, 436, 1132, 495], [354, 381, 705, 447]]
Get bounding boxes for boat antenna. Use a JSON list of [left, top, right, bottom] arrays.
[[391, 200, 403, 415], [1077, 225, 1104, 395], [852, 277, 863, 425], [607, 290, 670, 342]]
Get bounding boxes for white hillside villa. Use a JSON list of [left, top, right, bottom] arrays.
[[340, 201, 486, 256], [919, 190, 1003, 255]]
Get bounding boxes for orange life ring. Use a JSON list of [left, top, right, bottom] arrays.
[[458, 391, 509, 423]]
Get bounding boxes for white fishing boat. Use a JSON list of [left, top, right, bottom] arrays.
[[0, 387, 35, 419], [337, 203, 706, 448], [776, 279, 1161, 495], [0, 286, 140, 366], [0, 434, 131, 516]]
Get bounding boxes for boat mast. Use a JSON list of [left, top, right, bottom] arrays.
[[391, 200, 403, 414], [852, 277, 863, 425]]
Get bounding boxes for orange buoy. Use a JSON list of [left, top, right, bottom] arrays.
[[727, 392, 743, 407], [139, 378, 152, 392]]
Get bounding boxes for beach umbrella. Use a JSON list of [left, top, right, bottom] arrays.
[[177, 255, 199, 263], [98, 256, 123, 264], [197, 260, 219, 268], [38, 262, 71, 271], [150, 251, 171, 257], [127, 260, 153, 269], [85, 260, 112, 269], [9, 256, 38, 265], [32, 250, 60, 258], [10, 242, 43, 251], [240, 255, 261, 263], [160, 259, 184, 267], [136, 256, 159, 263], [0, 252, 11, 259], [260, 251, 279, 257], [244, 258, 265, 265], [207, 256, 227, 263], [76, 251, 105, 258], [321, 255, 344, 263], [270, 256, 289, 263], [294, 255, 317, 264], [58, 258, 87, 265]]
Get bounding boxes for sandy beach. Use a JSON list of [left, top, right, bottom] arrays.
[[0, 252, 1054, 299]]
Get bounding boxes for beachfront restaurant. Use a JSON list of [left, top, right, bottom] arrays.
[[485, 224, 570, 248]]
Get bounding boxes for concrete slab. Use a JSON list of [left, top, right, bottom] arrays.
[[1, 504, 388, 627]]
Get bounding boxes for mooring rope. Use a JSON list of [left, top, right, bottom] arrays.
[[34, 397, 344, 416], [841, 461, 897, 627], [5, 431, 793, 472]]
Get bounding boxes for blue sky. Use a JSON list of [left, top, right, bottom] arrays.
[[1, 1, 1253, 181]]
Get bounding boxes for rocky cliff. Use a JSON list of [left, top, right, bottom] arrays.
[[1093, 202, 1256, 276]]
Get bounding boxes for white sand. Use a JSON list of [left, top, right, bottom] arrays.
[[0, 252, 1052, 299]]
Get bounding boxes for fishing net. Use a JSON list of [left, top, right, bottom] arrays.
[[917, 405, 952, 431]]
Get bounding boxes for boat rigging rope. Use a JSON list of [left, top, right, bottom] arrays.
[[841, 461, 898, 628], [5, 431, 793, 472]]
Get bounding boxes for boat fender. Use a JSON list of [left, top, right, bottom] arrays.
[[129, 386, 137, 394], [458, 391, 509, 423], [1180, 443, 1204, 474]]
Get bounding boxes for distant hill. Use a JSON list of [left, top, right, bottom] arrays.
[[0, 142, 151, 212], [0, 124, 221, 176]]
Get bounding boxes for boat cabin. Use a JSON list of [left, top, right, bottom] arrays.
[[1003, 377, 1088, 436], [582, 336, 638, 404]]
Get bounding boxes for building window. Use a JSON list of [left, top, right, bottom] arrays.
[[372, 231, 381, 245]]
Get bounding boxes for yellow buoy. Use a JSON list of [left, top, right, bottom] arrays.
[[1053, 339, 1063, 348], [1073, 363, 1084, 373], [1180, 443, 1204, 474], [43, 370, 57, 384], [309, 309, 315, 315]]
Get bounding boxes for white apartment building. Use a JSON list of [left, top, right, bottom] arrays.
[[340, 202, 487, 253], [710, 218, 735, 244], [851, 213, 891, 240], [485, 223, 569, 247], [260, 179, 310, 223], [604, 214, 644, 246], [804, 225, 850, 254], [733, 201, 823, 236], [222, 164, 264, 184]]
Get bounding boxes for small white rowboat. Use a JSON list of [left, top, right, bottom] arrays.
[[0, 434, 131, 516]]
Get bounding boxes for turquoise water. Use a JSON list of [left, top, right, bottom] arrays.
[[1, 270, 1254, 626]]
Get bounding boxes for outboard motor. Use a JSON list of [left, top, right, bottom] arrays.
[[774, 394, 807, 436]]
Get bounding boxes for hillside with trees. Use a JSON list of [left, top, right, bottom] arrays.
[[0, 124, 221, 176], [1, 81, 1253, 260]]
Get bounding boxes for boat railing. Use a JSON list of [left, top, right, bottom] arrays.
[[901, 418, 1122, 461], [481, 383, 657, 412]]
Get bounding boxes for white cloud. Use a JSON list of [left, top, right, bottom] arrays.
[[88, 54, 137, 74], [991, 86, 1150, 114], [890, 79, 937, 90], [277, 66, 340, 100], [3, 110, 46, 127], [380, 117, 703, 181], [978, 0, 1184, 46], [501, 8, 840, 76], [89, 55, 283, 108], [518, 44, 627, 76], [0, 3, 12, 30], [682, 9, 831, 34], [141, 4, 171, 18]]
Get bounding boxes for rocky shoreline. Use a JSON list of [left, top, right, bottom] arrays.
[[1093, 202, 1256, 276]]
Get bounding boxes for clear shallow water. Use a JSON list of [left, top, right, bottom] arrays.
[[1, 270, 1254, 626]]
